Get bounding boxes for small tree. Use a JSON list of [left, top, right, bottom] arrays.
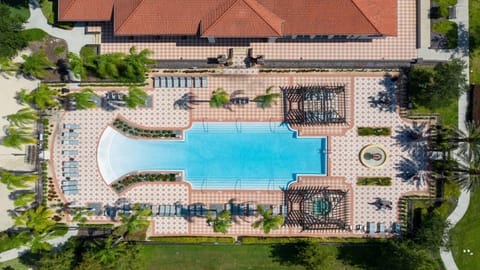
[[2, 127, 37, 150], [123, 46, 155, 82], [14, 205, 55, 233], [0, 170, 37, 190], [210, 88, 229, 108], [123, 86, 148, 109], [67, 52, 88, 79], [253, 86, 281, 109], [67, 88, 98, 109], [252, 205, 284, 234], [6, 108, 39, 127], [206, 210, 232, 234], [96, 52, 125, 80], [20, 84, 59, 110], [14, 192, 36, 207], [20, 50, 53, 79]]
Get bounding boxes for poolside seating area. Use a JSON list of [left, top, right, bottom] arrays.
[[60, 124, 81, 195], [362, 221, 390, 236], [153, 76, 207, 88]]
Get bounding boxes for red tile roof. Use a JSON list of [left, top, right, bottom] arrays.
[[59, 0, 397, 37], [59, 0, 114, 21]]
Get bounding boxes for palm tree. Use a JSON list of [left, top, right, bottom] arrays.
[[16, 88, 30, 104], [30, 231, 53, 254], [14, 205, 56, 233], [70, 207, 93, 223], [67, 88, 97, 109], [116, 204, 151, 237], [124, 86, 148, 109], [210, 88, 229, 108], [6, 108, 39, 127], [27, 84, 59, 109], [443, 153, 480, 191], [252, 205, 284, 234], [92, 235, 128, 266], [0, 170, 37, 190], [20, 50, 53, 79], [123, 46, 155, 82], [67, 52, 88, 79], [2, 127, 37, 150], [96, 52, 125, 79], [0, 57, 18, 76], [14, 192, 36, 207], [253, 86, 281, 109], [206, 210, 232, 234]]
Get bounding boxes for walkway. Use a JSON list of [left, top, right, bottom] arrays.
[[23, 0, 94, 55], [436, 0, 470, 269], [0, 225, 78, 262]]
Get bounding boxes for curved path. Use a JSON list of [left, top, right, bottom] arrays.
[[437, 0, 470, 269], [23, 0, 94, 54]]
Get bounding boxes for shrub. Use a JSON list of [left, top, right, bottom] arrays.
[[240, 236, 378, 245], [357, 127, 391, 136], [78, 223, 114, 229], [357, 177, 392, 186], [148, 236, 235, 244]]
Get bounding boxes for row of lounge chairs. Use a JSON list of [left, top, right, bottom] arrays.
[[61, 124, 80, 194], [61, 180, 78, 195], [153, 76, 207, 88]]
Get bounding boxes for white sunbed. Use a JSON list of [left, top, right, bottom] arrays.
[[64, 124, 80, 129], [62, 140, 78, 145], [166, 77, 173, 88], [63, 161, 79, 166], [194, 77, 201, 88], [160, 77, 166, 88], [62, 150, 78, 155], [179, 77, 186, 88], [62, 132, 78, 138], [61, 180, 78, 186], [63, 172, 79, 178], [201, 77, 207, 88], [62, 167, 78, 173], [186, 77, 192, 88], [172, 77, 179, 88], [154, 77, 160, 88], [63, 189, 79, 195]]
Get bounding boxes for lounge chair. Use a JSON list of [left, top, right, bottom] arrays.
[[63, 189, 79, 195], [238, 204, 245, 216], [186, 77, 192, 88], [248, 204, 255, 216], [160, 77, 166, 88], [62, 161, 79, 167], [201, 77, 207, 88], [367, 222, 376, 235], [172, 77, 179, 88], [62, 167, 78, 173], [272, 205, 279, 216], [231, 204, 238, 215], [61, 180, 78, 186], [63, 172, 79, 177], [188, 205, 195, 217], [154, 77, 160, 88], [151, 205, 158, 216], [62, 140, 78, 145], [179, 77, 186, 88], [169, 205, 176, 217], [175, 205, 182, 216], [194, 77, 201, 88], [62, 150, 78, 155], [166, 77, 173, 88], [281, 205, 288, 217], [63, 124, 80, 129], [158, 205, 166, 217]]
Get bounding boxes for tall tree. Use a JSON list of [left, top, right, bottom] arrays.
[[210, 88, 229, 108], [252, 205, 284, 234], [67, 88, 98, 109], [122, 46, 155, 82], [91, 236, 128, 267], [6, 107, 39, 127], [443, 153, 480, 191], [20, 50, 54, 79], [116, 204, 151, 238], [253, 85, 281, 109], [96, 52, 125, 80], [446, 121, 480, 160], [0, 4, 27, 60], [21, 84, 59, 109], [408, 59, 467, 110], [0, 170, 37, 190], [123, 86, 148, 109], [2, 127, 37, 150], [14, 205, 56, 233]]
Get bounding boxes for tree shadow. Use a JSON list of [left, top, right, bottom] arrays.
[[173, 93, 199, 110], [269, 241, 307, 267], [450, 22, 469, 58], [367, 74, 398, 113], [392, 122, 429, 157]]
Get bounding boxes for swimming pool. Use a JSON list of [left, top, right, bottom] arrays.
[[98, 122, 327, 190]]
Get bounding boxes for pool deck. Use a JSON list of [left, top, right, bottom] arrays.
[[51, 72, 429, 237]]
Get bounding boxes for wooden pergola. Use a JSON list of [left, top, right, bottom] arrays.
[[283, 186, 350, 231], [281, 84, 347, 126]]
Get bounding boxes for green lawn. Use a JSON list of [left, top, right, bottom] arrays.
[[450, 189, 480, 270], [470, 0, 480, 84], [432, 21, 458, 49], [140, 244, 359, 270], [411, 99, 458, 127], [0, 258, 30, 270], [21, 28, 48, 42]]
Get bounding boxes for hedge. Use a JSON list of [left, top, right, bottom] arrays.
[[240, 237, 380, 245], [148, 236, 235, 244], [357, 177, 392, 186], [78, 223, 115, 229], [357, 127, 391, 136]]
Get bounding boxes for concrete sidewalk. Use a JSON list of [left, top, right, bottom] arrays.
[[23, 0, 94, 54]]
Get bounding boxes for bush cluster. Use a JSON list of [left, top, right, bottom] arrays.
[[112, 173, 178, 192], [112, 118, 180, 138]]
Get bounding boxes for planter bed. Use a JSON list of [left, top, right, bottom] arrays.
[[112, 118, 182, 139], [357, 127, 391, 136], [112, 172, 181, 192], [357, 177, 392, 186]]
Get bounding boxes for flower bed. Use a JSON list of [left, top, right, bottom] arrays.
[[357, 177, 392, 186], [112, 172, 180, 192], [112, 118, 181, 139], [357, 127, 391, 136]]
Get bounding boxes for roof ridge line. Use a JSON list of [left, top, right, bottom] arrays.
[[115, 0, 146, 33], [202, 0, 239, 35], [242, 0, 283, 36], [350, 0, 381, 35]]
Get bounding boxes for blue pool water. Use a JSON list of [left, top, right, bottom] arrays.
[[98, 122, 327, 190]]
